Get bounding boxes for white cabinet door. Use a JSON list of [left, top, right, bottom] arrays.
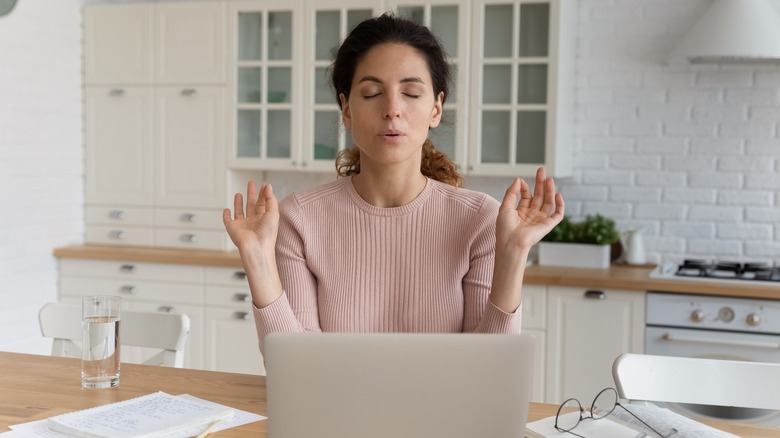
[[155, 86, 226, 208], [84, 4, 153, 84], [204, 306, 265, 375], [545, 286, 645, 404], [85, 86, 153, 206], [154, 2, 227, 84], [521, 285, 547, 403]]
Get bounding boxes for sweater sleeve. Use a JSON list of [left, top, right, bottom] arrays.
[[462, 196, 523, 334]]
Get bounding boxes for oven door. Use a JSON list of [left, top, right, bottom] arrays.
[[645, 326, 780, 426]]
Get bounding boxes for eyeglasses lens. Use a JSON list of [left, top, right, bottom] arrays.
[[592, 388, 617, 419], [556, 399, 582, 431]]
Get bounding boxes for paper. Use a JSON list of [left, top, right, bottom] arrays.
[[609, 403, 739, 438], [46, 392, 234, 438], [525, 412, 647, 438]]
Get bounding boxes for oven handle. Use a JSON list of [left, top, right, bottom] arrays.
[[661, 333, 780, 350]]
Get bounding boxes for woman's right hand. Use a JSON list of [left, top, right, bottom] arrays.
[[222, 181, 279, 253]]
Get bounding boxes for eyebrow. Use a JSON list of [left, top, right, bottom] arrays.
[[357, 75, 426, 85]]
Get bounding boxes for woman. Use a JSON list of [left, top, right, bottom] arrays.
[[223, 13, 564, 353]]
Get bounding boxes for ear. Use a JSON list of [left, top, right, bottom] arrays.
[[429, 91, 444, 129], [339, 93, 352, 129]]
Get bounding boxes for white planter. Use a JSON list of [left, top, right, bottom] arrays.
[[537, 242, 611, 269]]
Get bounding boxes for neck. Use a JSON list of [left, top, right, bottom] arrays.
[[351, 168, 427, 208]]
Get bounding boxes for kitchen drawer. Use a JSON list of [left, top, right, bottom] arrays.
[[522, 285, 546, 330], [204, 266, 247, 286], [86, 205, 153, 226], [60, 276, 203, 303], [60, 259, 202, 283], [204, 285, 252, 307], [86, 225, 153, 246], [155, 207, 224, 229], [154, 228, 227, 250]]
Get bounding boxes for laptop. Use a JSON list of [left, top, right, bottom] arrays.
[[265, 332, 536, 438]]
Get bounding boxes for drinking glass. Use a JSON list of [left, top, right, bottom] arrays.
[[81, 296, 121, 389]]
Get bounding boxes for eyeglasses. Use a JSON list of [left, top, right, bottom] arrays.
[[554, 387, 677, 438]]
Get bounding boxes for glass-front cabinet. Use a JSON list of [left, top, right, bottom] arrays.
[[470, 0, 574, 177]]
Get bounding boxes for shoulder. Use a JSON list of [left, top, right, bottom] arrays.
[[278, 178, 348, 213], [428, 179, 500, 216]]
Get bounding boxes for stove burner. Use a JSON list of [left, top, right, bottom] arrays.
[[674, 260, 780, 283]]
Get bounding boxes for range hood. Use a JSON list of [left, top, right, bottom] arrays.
[[668, 0, 780, 64]]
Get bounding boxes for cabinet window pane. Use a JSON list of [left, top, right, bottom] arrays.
[[481, 111, 510, 163], [482, 65, 511, 104], [267, 110, 291, 158], [315, 67, 333, 104], [519, 3, 549, 57], [483, 5, 513, 58], [268, 12, 292, 60], [314, 111, 340, 160], [396, 6, 423, 24], [237, 110, 261, 158], [448, 64, 458, 103], [316, 11, 340, 61], [238, 12, 262, 61], [431, 6, 458, 57], [516, 111, 546, 164], [347, 10, 373, 33], [429, 109, 456, 161], [238, 67, 261, 103], [268, 67, 291, 103], [517, 64, 547, 104]]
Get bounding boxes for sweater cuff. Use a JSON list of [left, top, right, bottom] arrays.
[[252, 292, 302, 352], [480, 300, 523, 334]]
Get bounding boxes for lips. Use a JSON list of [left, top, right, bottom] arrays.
[[379, 129, 405, 138]]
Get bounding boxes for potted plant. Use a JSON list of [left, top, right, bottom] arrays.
[[538, 214, 620, 269]]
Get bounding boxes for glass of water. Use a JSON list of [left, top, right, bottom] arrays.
[[81, 296, 121, 389]]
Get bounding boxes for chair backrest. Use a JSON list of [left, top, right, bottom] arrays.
[[612, 353, 780, 410], [39, 302, 190, 368]]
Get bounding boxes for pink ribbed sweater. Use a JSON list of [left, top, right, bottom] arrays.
[[252, 176, 522, 351]]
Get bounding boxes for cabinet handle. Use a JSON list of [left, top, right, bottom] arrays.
[[109, 210, 126, 220], [180, 213, 198, 223], [181, 233, 198, 243], [110, 230, 127, 240], [233, 293, 251, 303], [584, 290, 606, 300], [181, 88, 197, 97], [233, 271, 247, 281], [119, 264, 136, 274], [109, 89, 125, 97], [120, 285, 137, 295], [233, 311, 251, 321], [158, 306, 176, 313]]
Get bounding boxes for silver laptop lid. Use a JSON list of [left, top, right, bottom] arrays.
[[265, 333, 535, 438]]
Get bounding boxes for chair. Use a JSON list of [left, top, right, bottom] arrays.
[[39, 302, 190, 368], [612, 353, 780, 411]]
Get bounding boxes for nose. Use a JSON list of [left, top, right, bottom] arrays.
[[383, 94, 402, 119]]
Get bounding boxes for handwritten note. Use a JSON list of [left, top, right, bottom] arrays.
[[46, 392, 234, 438]]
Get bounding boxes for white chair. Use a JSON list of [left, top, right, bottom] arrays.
[[39, 302, 190, 368], [612, 353, 780, 411]]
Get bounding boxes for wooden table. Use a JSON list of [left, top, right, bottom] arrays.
[[0, 352, 776, 437]]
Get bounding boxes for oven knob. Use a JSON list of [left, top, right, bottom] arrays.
[[746, 313, 761, 327], [690, 310, 705, 323]]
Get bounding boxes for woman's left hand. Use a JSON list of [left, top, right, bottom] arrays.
[[496, 167, 565, 256]]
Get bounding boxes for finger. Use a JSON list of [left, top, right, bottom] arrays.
[[553, 192, 565, 220], [245, 181, 258, 216], [256, 183, 278, 215], [233, 193, 244, 220], [541, 176, 557, 216], [517, 178, 533, 210], [222, 208, 232, 226], [500, 177, 522, 210], [529, 167, 546, 210]]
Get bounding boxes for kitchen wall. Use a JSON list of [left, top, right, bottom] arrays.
[[0, 0, 778, 353]]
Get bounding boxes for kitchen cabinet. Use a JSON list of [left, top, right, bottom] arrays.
[[545, 286, 645, 404], [520, 284, 547, 403], [57, 258, 265, 375], [84, 2, 229, 250]]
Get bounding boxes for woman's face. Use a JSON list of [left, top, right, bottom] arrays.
[[340, 43, 443, 172]]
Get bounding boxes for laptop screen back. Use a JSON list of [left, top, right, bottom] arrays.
[[265, 333, 535, 438]]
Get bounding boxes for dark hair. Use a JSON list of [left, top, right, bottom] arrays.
[[331, 13, 463, 188]]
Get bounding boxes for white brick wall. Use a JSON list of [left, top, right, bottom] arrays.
[[0, 0, 84, 353]]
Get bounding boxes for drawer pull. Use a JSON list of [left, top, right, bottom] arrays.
[[233, 271, 247, 281], [234, 293, 251, 303], [119, 264, 136, 274], [181, 88, 198, 97], [181, 233, 198, 243], [158, 306, 176, 313], [180, 213, 198, 223], [120, 285, 137, 295], [233, 311, 251, 321], [110, 230, 127, 240], [584, 290, 606, 300], [109, 88, 125, 97], [109, 210, 126, 220]]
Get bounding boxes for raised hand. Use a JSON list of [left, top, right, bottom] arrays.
[[222, 181, 280, 253]]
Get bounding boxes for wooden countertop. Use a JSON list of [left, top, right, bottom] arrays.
[[54, 245, 780, 300]]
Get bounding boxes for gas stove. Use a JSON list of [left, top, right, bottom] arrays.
[[651, 259, 780, 285]]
